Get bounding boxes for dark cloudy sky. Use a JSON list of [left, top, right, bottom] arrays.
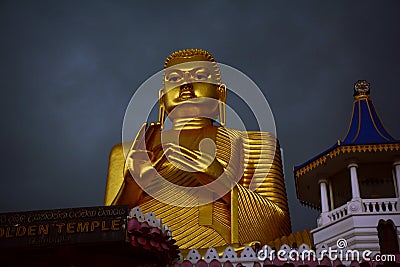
[[1, 1, 399, 233]]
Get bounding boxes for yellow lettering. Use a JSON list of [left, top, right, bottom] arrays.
[[16, 226, 26, 237], [56, 223, 65, 233], [38, 224, 49, 235], [66, 222, 75, 234], [0, 227, 4, 238], [90, 221, 100, 232], [111, 219, 120, 231], [28, 225, 37, 236], [101, 221, 110, 231], [76, 222, 89, 233], [6, 227, 14, 238]]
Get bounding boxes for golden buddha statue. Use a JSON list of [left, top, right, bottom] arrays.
[[104, 49, 291, 251]]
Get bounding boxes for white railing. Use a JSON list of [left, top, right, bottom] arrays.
[[326, 205, 348, 223], [320, 197, 399, 226], [362, 198, 398, 213]]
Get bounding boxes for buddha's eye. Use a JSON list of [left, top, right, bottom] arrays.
[[166, 72, 183, 83], [194, 70, 210, 81], [169, 77, 179, 82], [195, 74, 207, 80]]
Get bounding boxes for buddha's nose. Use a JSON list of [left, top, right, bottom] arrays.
[[180, 83, 193, 91]]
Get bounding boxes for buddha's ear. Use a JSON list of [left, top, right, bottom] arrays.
[[157, 88, 165, 130], [217, 83, 227, 102], [217, 84, 226, 126]]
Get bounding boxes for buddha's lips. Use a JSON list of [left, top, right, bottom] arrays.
[[179, 88, 195, 100]]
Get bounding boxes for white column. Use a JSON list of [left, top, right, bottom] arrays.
[[328, 180, 334, 210], [319, 179, 329, 213], [348, 163, 360, 199], [394, 160, 400, 197]]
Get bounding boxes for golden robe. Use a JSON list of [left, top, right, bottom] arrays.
[[104, 126, 291, 250]]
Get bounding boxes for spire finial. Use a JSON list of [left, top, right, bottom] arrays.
[[354, 80, 370, 98]]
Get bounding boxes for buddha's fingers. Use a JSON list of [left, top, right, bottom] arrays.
[[167, 154, 203, 172], [145, 122, 161, 148], [163, 146, 198, 165], [164, 143, 200, 159], [128, 149, 152, 161], [165, 143, 214, 164], [153, 153, 168, 170], [131, 123, 147, 150], [179, 146, 215, 166], [136, 163, 157, 180]]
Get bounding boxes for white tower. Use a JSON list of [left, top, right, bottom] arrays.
[[294, 80, 400, 256]]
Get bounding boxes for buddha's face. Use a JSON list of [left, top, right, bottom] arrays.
[[162, 57, 221, 120]]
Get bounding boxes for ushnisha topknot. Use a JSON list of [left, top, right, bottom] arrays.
[[164, 48, 221, 83]]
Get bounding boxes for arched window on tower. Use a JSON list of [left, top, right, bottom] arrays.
[[377, 219, 399, 254]]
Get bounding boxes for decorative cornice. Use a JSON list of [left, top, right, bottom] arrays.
[[295, 143, 400, 178]]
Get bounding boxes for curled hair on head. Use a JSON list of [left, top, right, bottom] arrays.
[[164, 48, 221, 83]]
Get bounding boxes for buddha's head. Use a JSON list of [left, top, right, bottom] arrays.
[[158, 49, 226, 127]]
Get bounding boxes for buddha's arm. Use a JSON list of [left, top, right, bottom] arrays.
[[235, 182, 291, 242], [216, 128, 288, 208], [216, 128, 291, 241], [237, 131, 291, 239], [238, 130, 290, 214]]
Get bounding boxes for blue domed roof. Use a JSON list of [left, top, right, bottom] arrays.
[[293, 81, 400, 208], [294, 80, 399, 173], [341, 95, 396, 145]]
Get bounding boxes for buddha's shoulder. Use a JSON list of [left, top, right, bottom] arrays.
[[109, 142, 133, 162]]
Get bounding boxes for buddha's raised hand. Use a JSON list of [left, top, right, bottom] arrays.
[[126, 123, 162, 186]]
